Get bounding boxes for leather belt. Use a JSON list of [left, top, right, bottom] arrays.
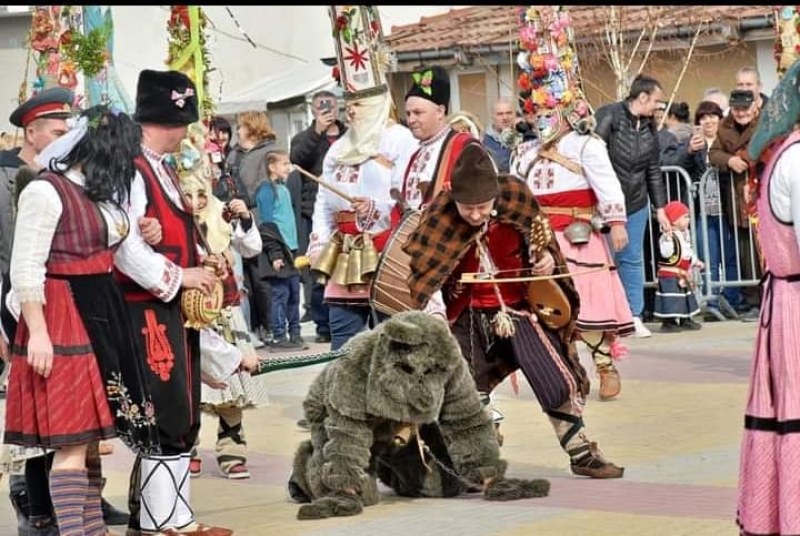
[[335, 211, 357, 224], [541, 206, 594, 218]]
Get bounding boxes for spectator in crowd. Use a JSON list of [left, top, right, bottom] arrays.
[[595, 74, 671, 338], [482, 97, 516, 172], [708, 89, 761, 321], [735, 66, 769, 111], [653, 100, 685, 166], [289, 90, 346, 344], [227, 111, 278, 342], [666, 102, 693, 144], [683, 100, 741, 321], [703, 87, 730, 117], [256, 150, 306, 350]]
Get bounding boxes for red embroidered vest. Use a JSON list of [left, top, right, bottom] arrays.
[[115, 155, 198, 301], [41, 172, 115, 276]]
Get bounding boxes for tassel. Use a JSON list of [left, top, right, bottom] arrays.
[[492, 310, 516, 338], [609, 339, 628, 361]]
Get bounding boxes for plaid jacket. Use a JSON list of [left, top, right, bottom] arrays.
[[402, 173, 589, 396]]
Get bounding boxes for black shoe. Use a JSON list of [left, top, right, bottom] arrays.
[[315, 333, 332, 344], [102, 497, 130, 526], [660, 319, 682, 333], [681, 318, 703, 331], [300, 311, 313, 323]]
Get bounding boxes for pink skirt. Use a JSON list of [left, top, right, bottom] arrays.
[[737, 276, 800, 535], [554, 231, 634, 337]]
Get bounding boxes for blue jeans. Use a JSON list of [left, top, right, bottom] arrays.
[[328, 304, 387, 351], [269, 275, 301, 340], [614, 205, 649, 317], [695, 214, 742, 308]]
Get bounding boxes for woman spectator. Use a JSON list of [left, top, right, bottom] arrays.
[[684, 101, 740, 320], [226, 111, 278, 342], [665, 101, 693, 144]]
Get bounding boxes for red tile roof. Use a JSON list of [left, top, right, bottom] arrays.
[[385, 5, 776, 54]]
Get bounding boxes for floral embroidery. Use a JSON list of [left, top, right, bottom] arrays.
[[334, 164, 360, 184], [106, 371, 157, 428], [141, 308, 175, 381]]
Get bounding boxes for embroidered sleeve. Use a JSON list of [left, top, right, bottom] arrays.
[[10, 181, 62, 304], [114, 171, 183, 302], [308, 153, 338, 261], [581, 137, 627, 224]]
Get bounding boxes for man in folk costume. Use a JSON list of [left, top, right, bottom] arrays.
[[399, 65, 476, 213], [403, 143, 624, 479], [511, 6, 633, 401], [113, 70, 232, 536], [307, 5, 418, 350]]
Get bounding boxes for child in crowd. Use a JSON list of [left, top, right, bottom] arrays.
[[654, 201, 705, 331], [256, 151, 306, 350]]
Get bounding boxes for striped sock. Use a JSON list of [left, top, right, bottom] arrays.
[[84, 446, 106, 536], [49, 468, 88, 536]]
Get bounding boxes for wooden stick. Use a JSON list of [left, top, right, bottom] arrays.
[[294, 165, 355, 203], [658, 21, 705, 130], [459, 266, 607, 284]]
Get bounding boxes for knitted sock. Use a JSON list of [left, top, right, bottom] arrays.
[[49, 468, 88, 536], [84, 444, 105, 536]]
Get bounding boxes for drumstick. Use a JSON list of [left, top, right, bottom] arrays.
[[294, 165, 356, 204]]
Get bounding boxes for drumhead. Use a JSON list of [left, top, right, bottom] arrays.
[[369, 211, 420, 316]]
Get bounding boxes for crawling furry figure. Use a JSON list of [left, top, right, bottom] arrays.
[[287, 311, 550, 520]]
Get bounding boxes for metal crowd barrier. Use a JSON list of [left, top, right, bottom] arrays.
[[642, 165, 761, 316]]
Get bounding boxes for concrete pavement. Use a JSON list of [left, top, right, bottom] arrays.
[[0, 318, 756, 535]]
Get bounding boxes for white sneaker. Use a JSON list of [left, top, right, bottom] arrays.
[[632, 317, 652, 338]]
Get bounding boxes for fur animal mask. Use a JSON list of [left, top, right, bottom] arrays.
[[328, 310, 467, 425]]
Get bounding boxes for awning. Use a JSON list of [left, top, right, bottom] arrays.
[[215, 61, 337, 115]]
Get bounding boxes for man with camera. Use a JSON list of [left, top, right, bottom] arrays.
[[289, 90, 347, 344]]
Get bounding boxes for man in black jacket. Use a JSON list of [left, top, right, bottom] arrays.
[[289, 90, 347, 343], [594, 75, 671, 339]]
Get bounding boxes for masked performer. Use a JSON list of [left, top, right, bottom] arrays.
[[511, 6, 633, 400], [307, 5, 418, 350], [288, 310, 550, 519]]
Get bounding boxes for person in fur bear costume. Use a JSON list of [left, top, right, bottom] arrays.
[[287, 310, 550, 520]]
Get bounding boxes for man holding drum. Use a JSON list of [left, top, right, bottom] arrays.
[[403, 143, 624, 479], [306, 6, 418, 350], [114, 69, 231, 535]]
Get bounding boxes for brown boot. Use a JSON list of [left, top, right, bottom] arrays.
[[569, 442, 624, 479], [597, 364, 621, 400]]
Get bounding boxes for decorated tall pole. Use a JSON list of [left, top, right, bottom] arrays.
[[773, 6, 800, 78]]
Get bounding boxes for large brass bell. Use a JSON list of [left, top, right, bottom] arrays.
[[330, 235, 352, 286], [345, 235, 365, 286], [311, 232, 343, 281], [360, 233, 379, 279]]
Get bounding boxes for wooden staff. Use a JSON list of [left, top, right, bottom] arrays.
[[294, 165, 356, 203]]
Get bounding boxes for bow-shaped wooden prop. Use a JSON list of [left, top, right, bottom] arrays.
[[459, 265, 610, 284]]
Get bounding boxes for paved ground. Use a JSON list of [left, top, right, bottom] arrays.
[[0, 318, 756, 535]]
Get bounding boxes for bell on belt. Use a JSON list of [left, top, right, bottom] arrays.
[[360, 233, 379, 279], [311, 232, 343, 280], [564, 219, 592, 245], [330, 235, 352, 286], [345, 235, 365, 286]]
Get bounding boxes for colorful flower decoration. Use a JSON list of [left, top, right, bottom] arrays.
[[516, 5, 588, 120]]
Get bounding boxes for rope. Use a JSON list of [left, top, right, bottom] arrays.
[[252, 348, 347, 375]]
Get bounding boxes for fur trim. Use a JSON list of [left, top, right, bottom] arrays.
[[484, 477, 551, 501]]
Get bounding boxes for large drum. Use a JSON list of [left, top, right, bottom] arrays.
[[370, 211, 421, 316]]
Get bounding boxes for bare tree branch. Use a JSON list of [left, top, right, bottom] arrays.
[[659, 20, 706, 130]]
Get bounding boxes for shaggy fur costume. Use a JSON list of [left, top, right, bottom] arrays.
[[289, 311, 550, 519]]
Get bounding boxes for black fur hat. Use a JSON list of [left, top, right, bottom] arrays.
[[134, 69, 198, 125], [405, 65, 451, 114]]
